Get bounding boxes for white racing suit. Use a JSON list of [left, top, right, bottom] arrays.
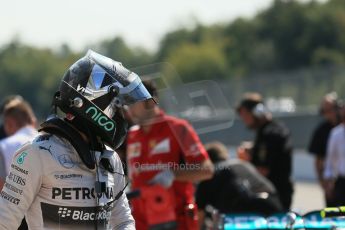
[[0, 133, 135, 230]]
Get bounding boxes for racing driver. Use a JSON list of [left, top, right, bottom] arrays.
[[0, 50, 154, 229]]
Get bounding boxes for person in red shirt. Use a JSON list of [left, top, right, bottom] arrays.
[[126, 80, 214, 230]]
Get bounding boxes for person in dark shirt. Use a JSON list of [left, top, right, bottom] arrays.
[[196, 142, 282, 226], [308, 92, 340, 206], [236, 93, 293, 211]]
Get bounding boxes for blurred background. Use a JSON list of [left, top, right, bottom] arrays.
[[2, 0, 344, 212]]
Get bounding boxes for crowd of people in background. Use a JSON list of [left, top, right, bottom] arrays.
[[0, 81, 344, 229], [309, 92, 345, 207]]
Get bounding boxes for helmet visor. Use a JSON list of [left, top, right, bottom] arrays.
[[87, 50, 153, 104], [118, 76, 154, 105], [83, 64, 153, 103]]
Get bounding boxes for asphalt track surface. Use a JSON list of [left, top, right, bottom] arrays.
[[291, 181, 324, 214]]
